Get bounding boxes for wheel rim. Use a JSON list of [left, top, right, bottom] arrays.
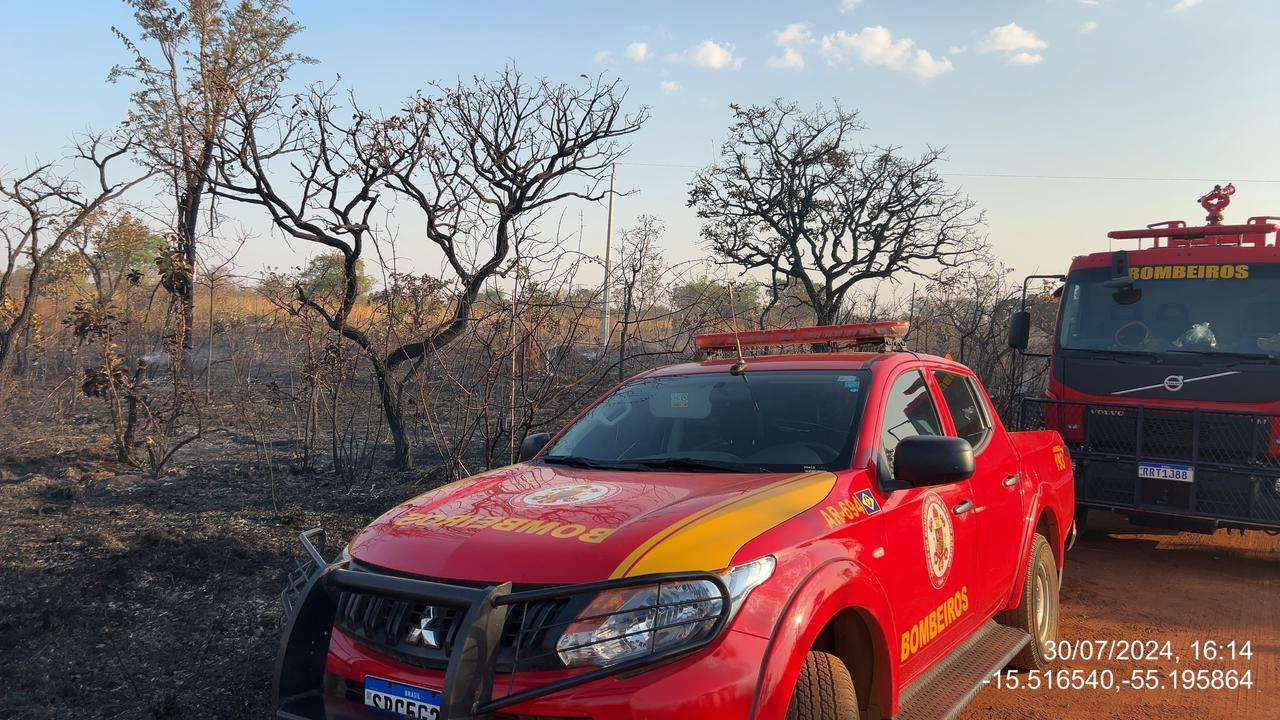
[[1033, 563, 1053, 641]]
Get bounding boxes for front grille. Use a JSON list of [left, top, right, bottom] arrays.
[[1024, 398, 1280, 527], [333, 568, 574, 672]]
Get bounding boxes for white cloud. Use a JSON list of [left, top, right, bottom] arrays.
[[768, 47, 807, 70], [820, 26, 953, 79], [1170, 0, 1202, 11], [626, 42, 650, 62], [660, 80, 681, 94], [593, 50, 614, 65], [768, 22, 814, 70], [839, 0, 862, 12], [1079, 0, 1099, 5], [949, 45, 967, 55], [1079, 20, 1098, 33], [667, 39, 744, 70], [977, 22, 1047, 65]]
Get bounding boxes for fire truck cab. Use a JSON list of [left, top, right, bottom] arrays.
[[1010, 184, 1280, 534]]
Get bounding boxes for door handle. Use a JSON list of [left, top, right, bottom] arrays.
[[1003, 474, 1020, 488], [952, 500, 974, 515]]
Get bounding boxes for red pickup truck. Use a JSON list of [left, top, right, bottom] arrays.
[[275, 323, 1075, 720]]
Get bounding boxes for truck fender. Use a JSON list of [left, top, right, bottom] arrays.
[[749, 557, 896, 720], [1004, 486, 1064, 610]]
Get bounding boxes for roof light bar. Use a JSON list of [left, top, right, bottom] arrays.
[[694, 321, 910, 353]]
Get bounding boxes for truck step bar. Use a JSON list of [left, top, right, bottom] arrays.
[[895, 621, 1030, 720]]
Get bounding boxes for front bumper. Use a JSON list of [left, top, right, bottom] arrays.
[[274, 530, 749, 720], [1020, 398, 1280, 530]]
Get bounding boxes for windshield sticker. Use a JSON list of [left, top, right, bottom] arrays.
[[1128, 264, 1249, 281], [670, 392, 689, 409], [900, 586, 969, 662], [392, 510, 616, 543], [837, 375, 861, 392], [521, 483, 616, 507], [922, 492, 955, 590]]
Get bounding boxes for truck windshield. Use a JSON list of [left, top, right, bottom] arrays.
[[1058, 263, 1280, 357], [542, 370, 868, 473]]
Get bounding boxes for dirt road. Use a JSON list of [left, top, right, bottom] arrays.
[[960, 511, 1280, 720]]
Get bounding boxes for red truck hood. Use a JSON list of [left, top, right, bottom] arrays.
[[348, 463, 836, 585]]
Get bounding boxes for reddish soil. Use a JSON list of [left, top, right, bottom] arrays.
[[960, 511, 1280, 720]]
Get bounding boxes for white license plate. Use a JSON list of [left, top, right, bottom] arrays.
[[364, 676, 442, 719], [1138, 462, 1194, 483]]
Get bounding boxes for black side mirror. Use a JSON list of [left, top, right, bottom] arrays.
[[518, 432, 551, 462], [893, 436, 975, 488], [1008, 310, 1031, 350]]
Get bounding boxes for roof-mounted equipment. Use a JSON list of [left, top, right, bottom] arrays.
[[694, 321, 909, 359]]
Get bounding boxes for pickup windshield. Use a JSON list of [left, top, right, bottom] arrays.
[[1058, 264, 1280, 358], [543, 370, 869, 473]]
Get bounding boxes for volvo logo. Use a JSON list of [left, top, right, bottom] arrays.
[[406, 607, 442, 649], [1111, 370, 1240, 396]]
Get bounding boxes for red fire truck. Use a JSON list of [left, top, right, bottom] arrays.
[[1009, 184, 1280, 534]]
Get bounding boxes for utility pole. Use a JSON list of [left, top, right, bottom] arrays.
[[599, 163, 616, 347]]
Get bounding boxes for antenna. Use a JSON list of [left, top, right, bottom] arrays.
[[725, 279, 748, 375]]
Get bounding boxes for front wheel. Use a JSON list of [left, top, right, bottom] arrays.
[[787, 651, 859, 720], [997, 533, 1060, 670]]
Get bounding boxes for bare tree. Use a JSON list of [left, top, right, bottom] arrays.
[[612, 214, 666, 376], [110, 0, 308, 354], [689, 100, 987, 327], [0, 136, 151, 372], [215, 69, 646, 468]]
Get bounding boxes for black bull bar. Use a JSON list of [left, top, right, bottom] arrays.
[[274, 529, 732, 720], [1018, 398, 1280, 530]]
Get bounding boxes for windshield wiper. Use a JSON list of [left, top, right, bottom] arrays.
[[1167, 349, 1279, 365], [627, 456, 768, 473], [540, 455, 641, 470], [1070, 347, 1163, 362]]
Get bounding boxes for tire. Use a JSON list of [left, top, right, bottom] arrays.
[[997, 533, 1059, 671], [786, 651, 859, 720]]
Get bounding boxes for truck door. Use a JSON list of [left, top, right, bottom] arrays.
[[933, 369, 1026, 616], [876, 369, 982, 684]]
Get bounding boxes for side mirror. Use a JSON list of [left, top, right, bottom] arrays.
[[1008, 310, 1031, 350], [518, 432, 551, 462], [893, 436, 975, 488]]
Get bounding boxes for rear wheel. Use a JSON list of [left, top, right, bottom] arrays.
[[786, 651, 859, 720], [997, 533, 1059, 670]]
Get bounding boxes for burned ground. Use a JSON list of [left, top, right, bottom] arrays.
[[2, 388, 1276, 719]]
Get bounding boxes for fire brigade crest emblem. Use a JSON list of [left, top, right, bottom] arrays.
[[921, 492, 954, 589], [521, 483, 615, 507]]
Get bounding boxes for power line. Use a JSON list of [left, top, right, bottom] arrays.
[[618, 161, 1280, 183]]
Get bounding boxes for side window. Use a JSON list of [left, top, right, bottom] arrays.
[[880, 370, 943, 463], [935, 370, 992, 448]]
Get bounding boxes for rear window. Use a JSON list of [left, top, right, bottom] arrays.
[[935, 370, 991, 447]]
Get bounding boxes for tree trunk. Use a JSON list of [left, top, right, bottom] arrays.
[[371, 358, 413, 469]]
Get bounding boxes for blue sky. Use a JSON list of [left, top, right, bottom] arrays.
[[3, 0, 1279, 286]]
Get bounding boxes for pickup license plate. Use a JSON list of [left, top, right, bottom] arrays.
[[364, 676, 442, 719], [1138, 462, 1194, 483]]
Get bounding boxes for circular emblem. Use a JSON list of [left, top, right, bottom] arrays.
[[521, 483, 615, 507], [921, 492, 955, 589], [1163, 375, 1185, 392]]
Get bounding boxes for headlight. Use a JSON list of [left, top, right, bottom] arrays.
[[555, 556, 775, 668]]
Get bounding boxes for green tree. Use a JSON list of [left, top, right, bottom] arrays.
[[298, 253, 373, 304], [111, 0, 308, 353]]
